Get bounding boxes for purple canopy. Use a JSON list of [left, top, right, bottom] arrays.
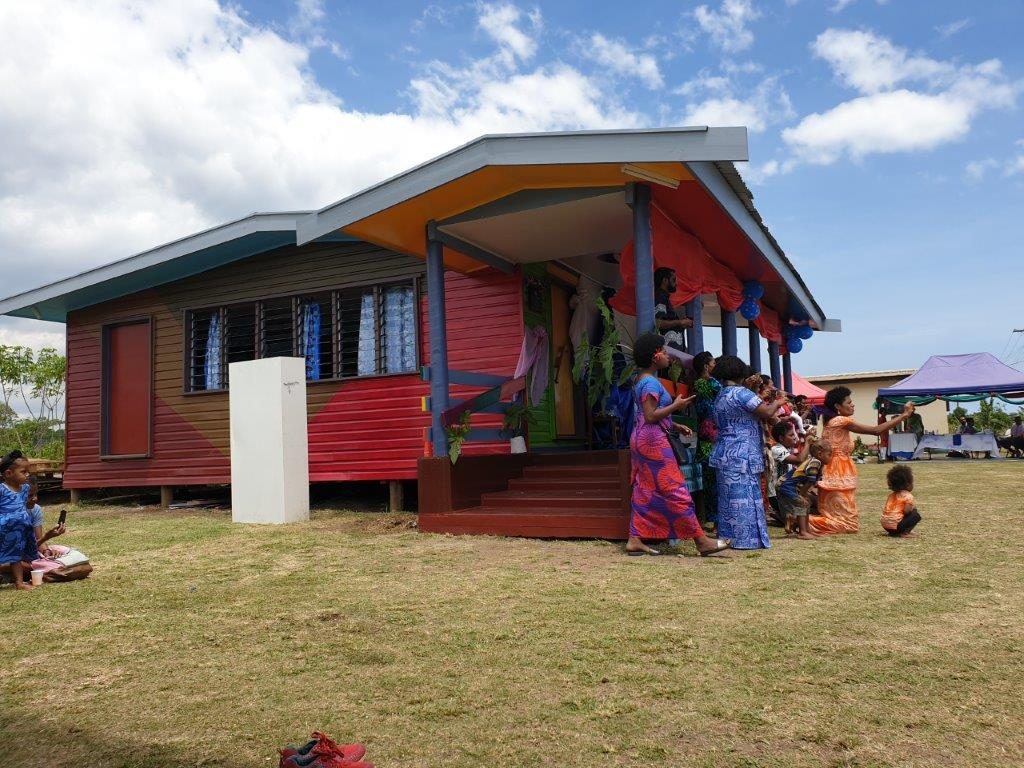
[[878, 353, 1024, 397]]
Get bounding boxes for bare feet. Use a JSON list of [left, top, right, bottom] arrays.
[[796, 533, 816, 540], [14, 581, 35, 591]]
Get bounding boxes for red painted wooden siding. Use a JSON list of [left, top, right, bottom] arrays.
[[63, 243, 523, 488], [306, 267, 524, 480]]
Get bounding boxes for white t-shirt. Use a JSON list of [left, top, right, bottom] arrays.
[[768, 444, 791, 497]]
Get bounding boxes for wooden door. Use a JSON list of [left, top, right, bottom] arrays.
[[550, 283, 576, 437], [102, 320, 152, 457]]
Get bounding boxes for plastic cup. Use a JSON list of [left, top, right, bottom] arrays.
[[30, 569, 44, 586]]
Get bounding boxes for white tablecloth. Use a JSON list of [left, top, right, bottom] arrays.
[[888, 432, 918, 460], [911, 432, 1001, 460]]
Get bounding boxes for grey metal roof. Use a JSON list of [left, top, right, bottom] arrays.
[[295, 126, 749, 246], [0, 127, 840, 332], [0, 212, 317, 322]]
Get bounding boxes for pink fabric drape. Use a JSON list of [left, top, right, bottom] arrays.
[[514, 326, 550, 405]]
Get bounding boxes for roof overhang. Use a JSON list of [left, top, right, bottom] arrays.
[[296, 127, 748, 250], [0, 213, 353, 322], [0, 127, 840, 332]]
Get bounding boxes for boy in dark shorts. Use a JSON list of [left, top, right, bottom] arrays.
[[778, 439, 831, 540]]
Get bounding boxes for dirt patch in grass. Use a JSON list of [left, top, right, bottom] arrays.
[[2, 461, 1023, 767]]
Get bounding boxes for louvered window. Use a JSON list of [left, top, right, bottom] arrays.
[[185, 279, 417, 392]]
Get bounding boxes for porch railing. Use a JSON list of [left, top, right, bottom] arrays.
[[420, 366, 526, 447]]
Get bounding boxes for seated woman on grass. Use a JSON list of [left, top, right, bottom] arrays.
[[808, 387, 914, 535], [1, 451, 40, 589]]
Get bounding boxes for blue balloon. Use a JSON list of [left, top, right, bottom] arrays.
[[743, 280, 765, 300], [797, 325, 814, 340], [787, 337, 803, 354], [739, 299, 760, 321]]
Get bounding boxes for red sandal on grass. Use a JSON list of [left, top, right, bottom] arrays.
[[279, 732, 367, 767]]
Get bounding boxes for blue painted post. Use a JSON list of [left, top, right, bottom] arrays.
[[783, 352, 794, 394], [721, 309, 737, 356], [426, 232, 450, 458], [687, 297, 704, 353], [632, 183, 655, 335], [748, 324, 762, 373], [768, 340, 782, 388]]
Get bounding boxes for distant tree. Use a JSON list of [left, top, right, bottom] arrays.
[[974, 399, 1014, 437], [947, 405, 968, 433], [0, 344, 66, 459]]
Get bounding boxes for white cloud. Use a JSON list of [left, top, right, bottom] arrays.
[[783, 29, 1022, 164], [0, 0, 643, 344], [964, 158, 998, 182], [583, 34, 663, 89], [288, 0, 347, 59], [784, 90, 973, 164], [813, 29, 953, 94], [936, 18, 972, 40], [678, 73, 793, 133], [831, 0, 889, 12], [477, 2, 541, 64], [694, 0, 760, 54]]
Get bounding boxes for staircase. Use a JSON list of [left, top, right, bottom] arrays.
[[418, 450, 630, 539]]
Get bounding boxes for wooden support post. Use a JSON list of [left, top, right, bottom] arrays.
[[160, 486, 173, 508], [426, 225, 450, 459], [630, 183, 655, 335], [687, 297, 704, 353], [748, 324, 762, 373], [783, 353, 794, 394], [69, 488, 81, 505], [388, 480, 404, 513], [721, 310, 737, 356], [768, 340, 782, 388]]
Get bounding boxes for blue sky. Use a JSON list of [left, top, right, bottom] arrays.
[[0, 0, 1022, 376]]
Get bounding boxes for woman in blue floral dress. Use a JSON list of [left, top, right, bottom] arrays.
[[709, 356, 789, 549]]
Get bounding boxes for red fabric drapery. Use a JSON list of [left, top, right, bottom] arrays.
[[609, 205, 783, 343]]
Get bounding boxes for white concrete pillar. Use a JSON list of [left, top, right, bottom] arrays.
[[229, 357, 309, 524]]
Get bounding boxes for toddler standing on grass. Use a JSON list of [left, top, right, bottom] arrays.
[[881, 465, 921, 537], [778, 438, 831, 539]]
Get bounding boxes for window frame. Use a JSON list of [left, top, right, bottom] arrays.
[[182, 276, 421, 395]]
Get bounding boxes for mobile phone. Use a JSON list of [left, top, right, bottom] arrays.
[[58, 509, 67, 526]]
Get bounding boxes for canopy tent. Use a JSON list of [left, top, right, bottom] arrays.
[[877, 353, 1024, 406], [790, 371, 826, 405]]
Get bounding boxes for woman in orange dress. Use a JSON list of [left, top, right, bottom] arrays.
[[808, 387, 915, 535]]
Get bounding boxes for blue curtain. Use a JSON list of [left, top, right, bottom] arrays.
[[357, 291, 376, 376], [302, 301, 321, 380], [204, 312, 222, 390], [383, 285, 415, 373]]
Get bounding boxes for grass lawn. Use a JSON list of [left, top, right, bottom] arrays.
[[2, 461, 1023, 768]]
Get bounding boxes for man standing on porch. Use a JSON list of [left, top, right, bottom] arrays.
[[654, 268, 692, 351]]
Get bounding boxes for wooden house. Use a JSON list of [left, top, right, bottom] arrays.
[[0, 128, 840, 538]]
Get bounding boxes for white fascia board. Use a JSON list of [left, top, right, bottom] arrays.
[[0, 212, 306, 317], [296, 127, 749, 246], [685, 161, 835, 331]]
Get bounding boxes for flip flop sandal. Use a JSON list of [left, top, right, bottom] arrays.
[[626, 547, 660, 556], [699, 538, 731, 557]]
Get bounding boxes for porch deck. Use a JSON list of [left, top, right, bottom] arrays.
[[417, 450, 631, 539]]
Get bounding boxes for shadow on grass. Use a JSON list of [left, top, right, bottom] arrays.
[[0, 713, 263, 768]]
